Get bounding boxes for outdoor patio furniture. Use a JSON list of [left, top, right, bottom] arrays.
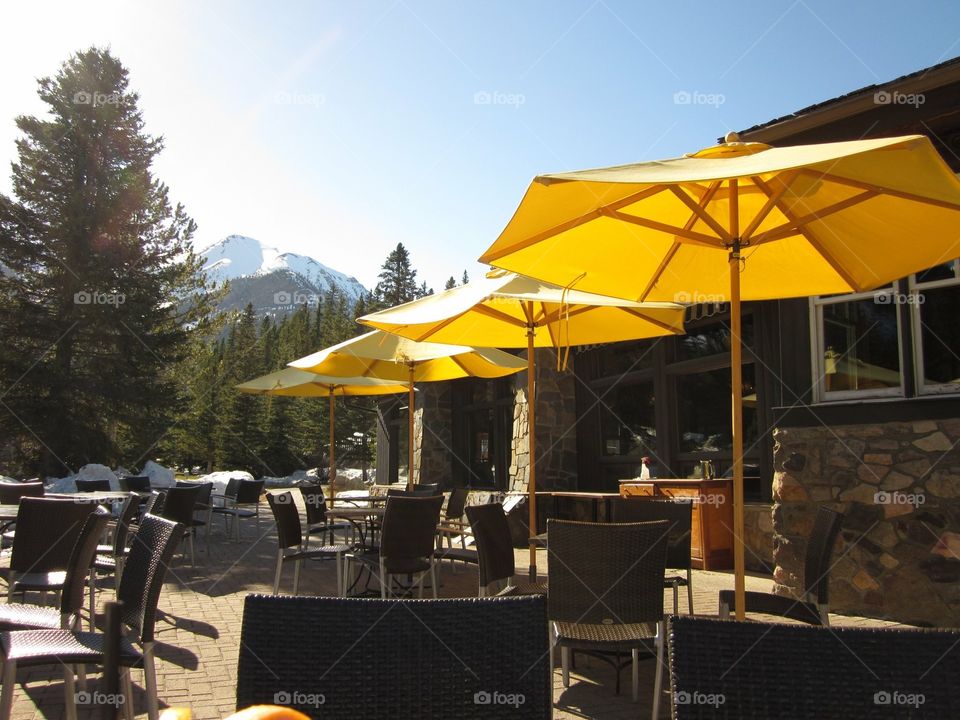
[[0, 513, 182, 720], [180, 481, 214, 549], [345, 494, 443, 598], [119, 476, 151, 492], [159, 484, 202, 566], [436, 486, 470, 545], [0, 507, 110, 633], [298, 483, 351, 546], [266, 492, 351, 596], [0, 481, 44, 505], [236, 593, 551, 719], [212, 478, 265, 542], [91, 492, 141, 626], [719, 505, 844, 625], [668, 614, 960, 719], [411, 482, 440, 495], [549, 518, 669, 713], [2, 498, 97, 603], [465, 502, 546, 597], [612, 498, 694, 613], [74, 478, 112, 492]]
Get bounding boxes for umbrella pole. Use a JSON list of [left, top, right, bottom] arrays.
[[527, 328, 538, 581], [729, 235, 746, 619], [329, 394, 336, 498], [408, 367, 415, 491]]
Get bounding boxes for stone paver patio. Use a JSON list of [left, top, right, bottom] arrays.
[[3, 496, 903, 720]]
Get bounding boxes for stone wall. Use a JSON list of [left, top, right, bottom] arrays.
[[772, 419, 960, 627], [509, 352, 578, 493], [743, 503, 774, 573], [416, 382, 452, 486]]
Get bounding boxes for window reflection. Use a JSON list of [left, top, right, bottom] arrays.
[[599, 381, 656, 458], [822, 300, 901, 393], [676, 365, 757, 453], [678, 316, 754, 361]]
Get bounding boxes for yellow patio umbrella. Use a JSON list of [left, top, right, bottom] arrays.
[[479, 133, 960, 617], [288, 331, 526, 489], [236, 367, 409, 495], [359, 269, 686, 578]]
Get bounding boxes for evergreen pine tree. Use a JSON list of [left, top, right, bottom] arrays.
[[462, 269, 470, 285], [373, 243, 419, 307], [444, 276, 456, 290]]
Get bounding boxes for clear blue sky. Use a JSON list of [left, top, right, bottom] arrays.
[[2, 1, 959, 290]]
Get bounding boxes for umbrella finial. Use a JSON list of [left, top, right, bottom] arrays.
[[724, 131, 741, 144]]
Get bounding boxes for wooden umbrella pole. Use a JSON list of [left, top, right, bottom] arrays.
[[729, 179, 746, 621], [408, 365, 415, 491], [329, 393, 336, 498], [527, 327, 538, 581]]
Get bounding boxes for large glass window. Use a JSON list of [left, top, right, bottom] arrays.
[[911, 261, 960, 394], [599, 380, 656, 458], [811, 289, 903, 401], [452, 378, 514, 489], [676, 365, 758, 453]]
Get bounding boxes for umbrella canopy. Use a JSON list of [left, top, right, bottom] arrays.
[[479, 133, 960, 616], [289, 331, 526, 488], [237, 368, 408, 494], [359, 270, 686, 578]]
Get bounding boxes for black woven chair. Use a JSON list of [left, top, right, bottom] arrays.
[[90, 493, 141, 627], [0, 514, 182, 720], [159, 484, 201, 566], [180, 481, 214, 549], [549, 518, 669, 713], [0, 506, 111, 634], [612, 498, 694, 614], [236, 593, 551, 719], [3, 498, 97, 602], [119, 475, 151, 492], [719, 505, 844, 626], [465, 503, 546, 597], [299, 484, 351, 546], [669, 614, 960, 719], [266, 492, 352, 596], [346, 494, 443, 598], [74, 478, 112, 492], [212, 478, 265, 542], [412, 482, 440, 496], [0, 481, 44, 505]]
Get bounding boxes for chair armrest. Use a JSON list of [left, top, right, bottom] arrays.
[[718, 590, 824, 625]]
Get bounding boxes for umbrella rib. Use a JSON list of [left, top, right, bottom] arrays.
[[472, 303, 529, 328], [753, 175, 862, 289], [480, 185, 670, 262], [602, 209, 722, 247], [668, 185, 733, 243], [740, 172, 798, 241], [798, 168, 960, 212], [620, 307, 685, 334], [751, 189, 879, 246]]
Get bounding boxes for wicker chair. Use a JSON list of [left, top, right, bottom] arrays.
[[465, 503, 547, 597], [236, 594, 552, 719], [266, 492, 352, 596], [183, 481, 214, 548], [212, 478, 265, 542], [119, 476, 151, 492], [549, 518, 669, 713], [719, 505, 844, 625], [346, 494, 443, 598], [0, 507, 111, 633], [669, 614, 960, 719], [299, 484, 351, 546], [0, 514, 182, 720], [3, 498, 97, 602], [612, 498, 694, 614], [159, 484, 202, 566], [90, 493, 142, 626], [74, 478, 112, 492], [0, 481, 44, 505], [412, 482, 440, 496]]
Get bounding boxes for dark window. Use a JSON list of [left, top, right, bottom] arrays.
[[452, 377, 514, 489]]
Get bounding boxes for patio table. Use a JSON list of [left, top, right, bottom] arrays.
[[327, 506, 385, 548]]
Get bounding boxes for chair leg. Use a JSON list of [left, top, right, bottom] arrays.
[[430, 560, 438, 599], [293, 558, 302, 595], [63, 664, 78, 720], [0, 659, 16, 720], [631, 648, 639, 703], [652, 624, 665, 719], [273, 551, 283, 594], [88, 571, 97, 631], [672, 582, 679, 616], [687, 569, 694, 614], [144, 641, 159, 720], [335, 554, 343, 598], [122, 668, 135, 720], [379, 558, 387, 599], [561, 647, 570, 688], [188, 532, 195, 567], [417, 571, 425, 599]]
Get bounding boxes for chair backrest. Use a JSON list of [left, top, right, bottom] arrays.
[[611, 498, 692, 570], [299, 484, 328, 525], [380, 494, 444, 562], [0, 481, 44, 504], [222, 477, 241, 500], [112, 493, 142, 556], [803, 506, 845, 605], [548, 519, 668, 626], [465, 503, 515, 587], [235, 479, 265, 504], [412, 483, 440, 496], [237, 594, 551, 719], [10, 498, 97, 572], [267, 492, 302, 550], [192, 481, 214, 509], [117, 514, 182, 643], [119, 476, 151, 492], [75, 478, 112, 492], [142, 490, 166, 516], [668, 615, 960, 719], [159, 485, 201, 526], [444, 487, 469, 521], [60, 506, 113, 616]]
